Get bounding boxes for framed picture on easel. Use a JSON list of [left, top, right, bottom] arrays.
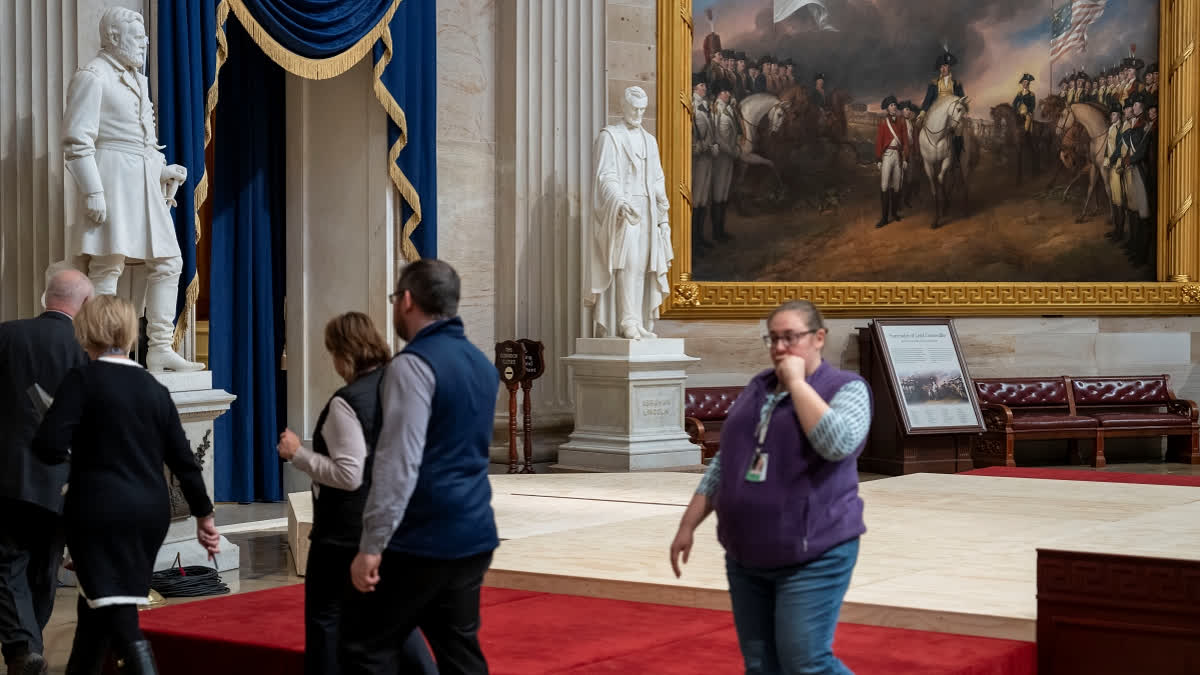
[[870, 318, 985, 435]]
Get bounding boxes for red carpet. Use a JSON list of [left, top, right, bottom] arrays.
[[962, 466, 1200, 487], [138, 584, 1035, 674]]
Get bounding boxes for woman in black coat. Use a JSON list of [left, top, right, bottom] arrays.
[[34, 295, 220, 675]]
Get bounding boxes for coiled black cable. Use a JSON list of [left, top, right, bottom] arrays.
[[150, 554, 230, 598]]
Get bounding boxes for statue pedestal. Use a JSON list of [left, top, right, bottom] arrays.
[[152, 371, 239, 572], [556, 338, 701, 472]]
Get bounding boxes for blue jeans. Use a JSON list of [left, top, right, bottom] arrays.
[[725, 537, 859, 675]]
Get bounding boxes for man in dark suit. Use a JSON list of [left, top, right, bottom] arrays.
[[0, 269, 92, 675]]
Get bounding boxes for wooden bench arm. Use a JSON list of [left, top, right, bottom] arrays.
[[980, 403, 1014, 432], [1167, 399, 1199, 422], [685, 417, 707, 446]]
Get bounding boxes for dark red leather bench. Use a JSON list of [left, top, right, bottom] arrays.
[[1069, 376, 1199, 467], [684, 386, 743, 463], [971, 375, 1198, 468]]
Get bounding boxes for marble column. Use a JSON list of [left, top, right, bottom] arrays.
[[495, 0, 607, 430]]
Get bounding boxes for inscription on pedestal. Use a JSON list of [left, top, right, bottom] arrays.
[[641, 398, 671, 417]]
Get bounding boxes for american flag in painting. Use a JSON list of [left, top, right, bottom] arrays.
[[1050, 0, 1108, 61]]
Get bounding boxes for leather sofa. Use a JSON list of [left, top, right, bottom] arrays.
[[972, 375, 1199, 468], [684, 386, 743, 463]]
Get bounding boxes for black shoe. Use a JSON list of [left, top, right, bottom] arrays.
[[10, 653, 47, 675], [117, 641, 157, 675], [713, 203, 733, 242], [876, 191, 890, 228], [889, 189, 902, 221]]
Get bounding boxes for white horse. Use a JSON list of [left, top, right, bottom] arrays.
[[737, 93, 785, 168], [919, 95, 971, 228], [1055, 103, 1112, 222]]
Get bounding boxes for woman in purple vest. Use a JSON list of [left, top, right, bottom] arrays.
[[670, 300, 872, 674]]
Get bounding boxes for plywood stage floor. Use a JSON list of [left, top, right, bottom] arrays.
[[486, 472, 1200, 642]]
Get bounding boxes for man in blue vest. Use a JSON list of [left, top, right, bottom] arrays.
[[341, 259, 500, 675]]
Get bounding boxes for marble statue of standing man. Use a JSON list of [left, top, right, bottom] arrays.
[[61, 6, 202, 371], [586, 86, 674, 339]]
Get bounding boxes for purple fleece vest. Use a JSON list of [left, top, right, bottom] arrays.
[[715, 361, 869, 569]]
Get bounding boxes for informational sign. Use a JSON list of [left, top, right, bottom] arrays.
[[872, 320, 984, 434]]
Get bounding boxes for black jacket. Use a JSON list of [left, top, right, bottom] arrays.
[[0, 312, 88, 513]]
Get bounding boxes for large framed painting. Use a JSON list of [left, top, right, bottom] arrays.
[[656, 0, 1200, 316]]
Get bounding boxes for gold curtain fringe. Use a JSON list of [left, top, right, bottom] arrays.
[[225, 0, 400, 81], [178, 0, 425, 350]]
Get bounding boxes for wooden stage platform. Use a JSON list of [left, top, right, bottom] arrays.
[[486, 472, 1200, 643]]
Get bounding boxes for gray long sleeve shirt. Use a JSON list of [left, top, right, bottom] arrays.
[[359, 353, 436, 555]]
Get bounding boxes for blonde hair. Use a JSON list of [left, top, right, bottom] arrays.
[[324, 312, 391, 375], [75, 295, 138, 354]]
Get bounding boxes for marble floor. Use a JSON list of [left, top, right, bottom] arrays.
[[31, 460, 1200, 672]]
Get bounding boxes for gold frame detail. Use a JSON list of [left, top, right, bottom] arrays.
[[657, 0, 1200, 317]]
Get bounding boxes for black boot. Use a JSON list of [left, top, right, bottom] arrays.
[[1138, 216, 1155, 267], [692, 206, 713, 250], [1106, 205, 1125, 241], [953, 135, 964, 166], [889, 188, 902, 221], [714, 202, 733, 242], [118, 641, 158, 675], [1123, 210, 1140, 257], [875, 191, 890, 228]]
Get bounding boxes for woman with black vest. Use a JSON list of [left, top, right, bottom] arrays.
[[277, 312, 435, 675], [669, 300, 873, 675]]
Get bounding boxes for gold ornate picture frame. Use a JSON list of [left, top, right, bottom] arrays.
[[657, 0, 1200, 317]]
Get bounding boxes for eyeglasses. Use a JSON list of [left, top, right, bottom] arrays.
[[387, 291, 404, 303], [762, 330, 817, 348]]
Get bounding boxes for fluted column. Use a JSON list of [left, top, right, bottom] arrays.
[[496, 0, 606, 425], [1164, 0, 1198, 281]]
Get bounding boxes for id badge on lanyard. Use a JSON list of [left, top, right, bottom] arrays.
[[745, 392, 785, 483]]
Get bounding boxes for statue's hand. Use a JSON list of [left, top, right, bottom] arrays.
[[85, 193, 107, 224], [161, 163, 187, 184], [619, 202, 639, 226]]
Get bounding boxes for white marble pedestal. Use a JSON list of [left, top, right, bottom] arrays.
[[152, 371, 239, 572], [556, 338, 701, 472]]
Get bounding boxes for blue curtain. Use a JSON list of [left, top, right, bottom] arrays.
[[155, 0, 219, 325], [377, 0, 437, 257], [209, 15, 286, 503], [240, 0, 437, 257], [237, 0, 395, 57]]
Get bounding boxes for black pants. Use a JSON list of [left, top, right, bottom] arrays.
[[339, 550, 493, 675], [0, 499, 64, 663], [305, 542, 436, 675]]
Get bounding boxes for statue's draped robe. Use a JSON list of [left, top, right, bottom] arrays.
[[586, 124, 672, 338]]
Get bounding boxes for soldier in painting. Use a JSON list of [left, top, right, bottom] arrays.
[[1113, 94, 1153, 267], [1102, 102, 1126, 241], [749, 60, 765, 94], [1145, 101, 1158, 202], [1014, 74, 1039, 175], [706, 50, 731, 91], [1144, 63, 1159, 108], [1058, 76, 1070, 101], [783, 59, 798, 88], [920, 49, 966, 164], [874, 95, 908, 229], [692, 74, 717, 250], [734, 52, 749, 99], [813, 72, 828, 110], [711, 80, 738, 242]]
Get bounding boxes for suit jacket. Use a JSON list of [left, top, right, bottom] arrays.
[[0, 312, 88, 513]]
